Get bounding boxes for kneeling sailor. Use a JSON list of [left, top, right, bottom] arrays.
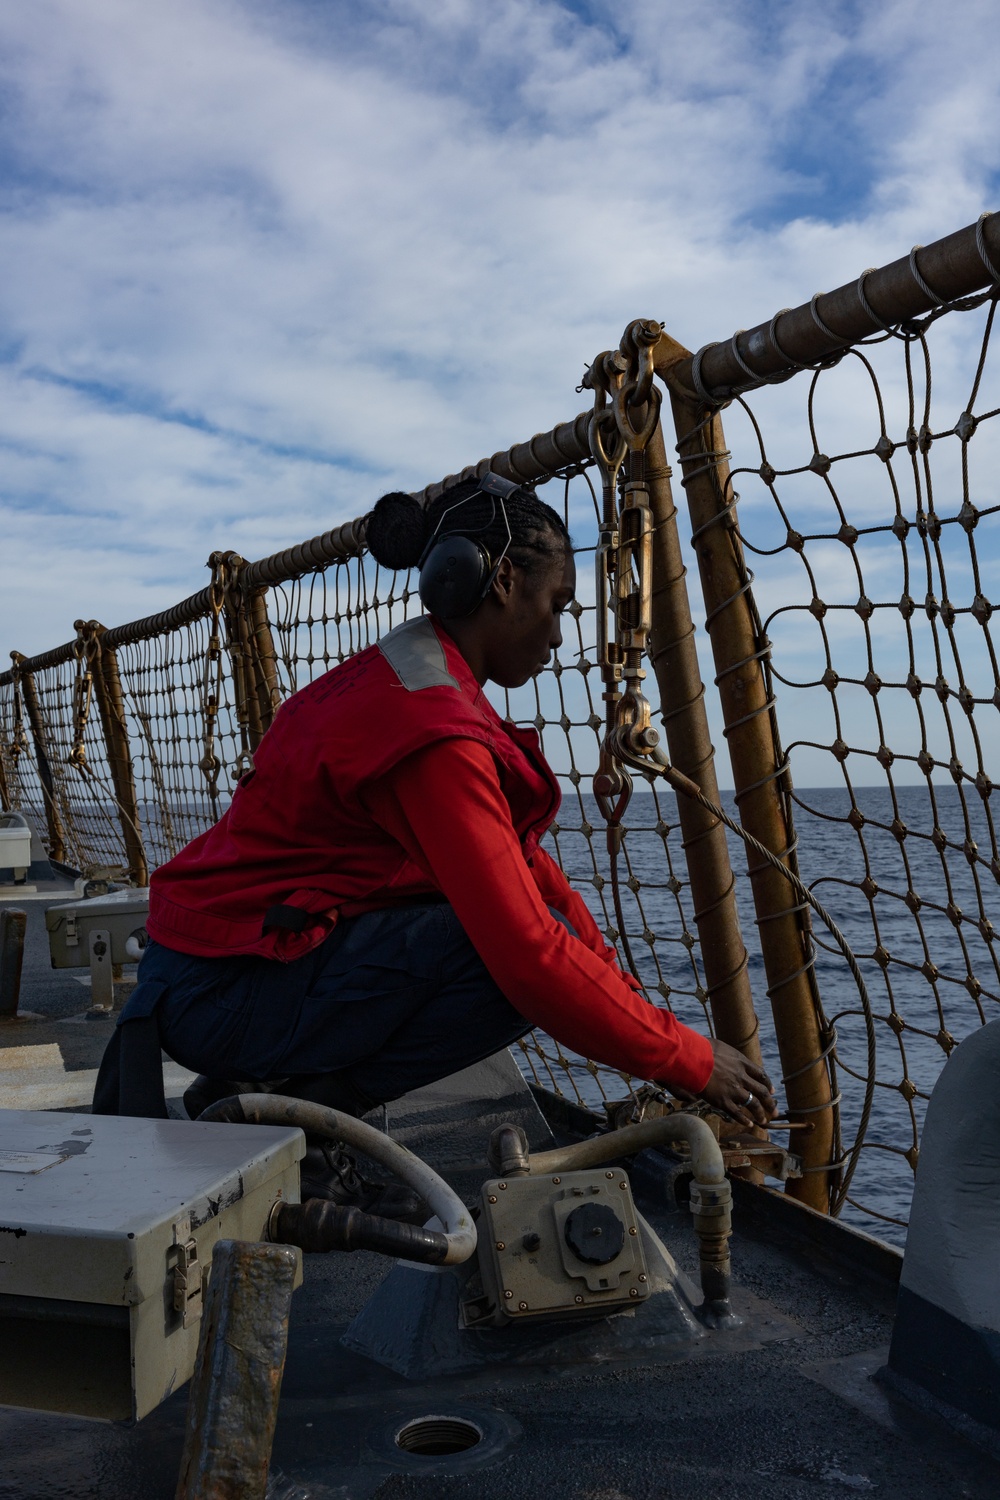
[[94, 475, 775, 1217]]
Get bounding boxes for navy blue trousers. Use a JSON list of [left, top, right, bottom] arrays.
[[123, 901, 554, 1109]]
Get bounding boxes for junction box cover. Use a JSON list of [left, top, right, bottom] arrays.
[[45, 889, 151, 969], [473, 1166, 650, 1325], [0, 1109, 303, 1422]]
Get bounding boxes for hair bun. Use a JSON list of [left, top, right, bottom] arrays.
[[364, 491, 429, 570]]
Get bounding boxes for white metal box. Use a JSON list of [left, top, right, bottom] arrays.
[[0, 813, 32, 879], [0, 1109, 304, 1422], [45, 889, 151, 969]]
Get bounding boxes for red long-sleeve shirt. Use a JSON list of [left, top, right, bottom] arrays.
[[364, 737, 714, 1094], [148, 615, 715, 1095]]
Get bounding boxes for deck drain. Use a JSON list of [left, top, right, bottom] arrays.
[[370, 1405, 519, 1475], [394, 1414, 483, 1456]]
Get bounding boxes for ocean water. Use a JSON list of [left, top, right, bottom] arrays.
[[543, 783, 1000, 1247], [55, 779, 998, 1247]]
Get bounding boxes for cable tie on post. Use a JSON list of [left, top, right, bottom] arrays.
[[769, 309, 846, 375], [975, 211, 1000, 285], [809, 292, 849, 345], [908, 245, 948, 307], [690, 343, 723, 406], [728, 330, 759, 383], [767, 309, 802, 368], [856, 268, 897, 335]]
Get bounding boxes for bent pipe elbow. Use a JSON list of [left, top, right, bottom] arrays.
[[268, 1199, 450, 1264], [198, 1093, 477, 1265], [527, 1112, 726, 1184], [489, 1123, 531, 1177]]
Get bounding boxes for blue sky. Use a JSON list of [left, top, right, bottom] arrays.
[[1, 0, 999, 717]]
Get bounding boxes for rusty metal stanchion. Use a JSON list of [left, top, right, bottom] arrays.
[[584, 323, 770, 1175], [0, 739, 11, 813], [655, 333, 837, 1212], [78, 622, 149, 887], [175, 1239, 299, 1500], [584, 323, 761, 1067], [641, 417, 761, 1071], [213, 554, 265, 765], [9, 654, 66, 866], [248, 588, 283, 736]]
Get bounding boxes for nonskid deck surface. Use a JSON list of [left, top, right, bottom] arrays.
[[1, 902, 998, 1499]]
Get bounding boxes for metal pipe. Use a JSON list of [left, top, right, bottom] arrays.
[[660, 369, 836, 1212], [0, 417, 595, 687], [10, 657, 66, 864], [641, 420, 760, 1071], [527, 1111, 725, 1183], [103, 588, 215, 651], [488, 1123, 531, 1177], [174, 1238, 298, 1500], [0, 520, 370, 687], [415, 410, 593, 506], [248, 588, 282, 735], [1, 641, 76, 680], [242, 518, 367, 589], [199, 1094, 477, 1266], [688, 1175, 736, 1327], [0, 736, 11, 813], [664, 211, 1000, 402], [86, 625, 149, 886]]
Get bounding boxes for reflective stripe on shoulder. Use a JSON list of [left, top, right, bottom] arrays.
[[377, 616, 461, 692]]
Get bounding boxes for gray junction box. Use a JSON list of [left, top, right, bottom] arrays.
[[0, 1110, 304, 1422], [474, 1166, 650, 1325], [45, 889, 152, 968], [45, 889, 152, 1010]]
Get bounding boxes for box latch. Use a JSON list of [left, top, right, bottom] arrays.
[[171, 1217, 203, 1328]]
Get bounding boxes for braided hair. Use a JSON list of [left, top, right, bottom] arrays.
[[365, 479, 570, 579]]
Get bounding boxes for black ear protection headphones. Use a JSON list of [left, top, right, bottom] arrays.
[[417, 472, 521, 619]]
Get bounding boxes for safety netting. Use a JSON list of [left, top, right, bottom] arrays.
[[712, 284, 1000, 1233], [3, 231, 999, 1243]]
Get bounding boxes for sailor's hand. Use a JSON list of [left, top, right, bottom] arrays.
[[700, 1040, 777, 1128]]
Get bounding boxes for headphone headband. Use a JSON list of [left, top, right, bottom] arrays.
[[477, 472, 521, 501], [416, 473, 522, 619], [417, 473, 517, 571]]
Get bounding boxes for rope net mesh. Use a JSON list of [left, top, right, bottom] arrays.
[[256, 467, 712, 1111], [0, 468, 709, 1117], [262, 559, 420, 694], [0, 661, 124, 875], [30, 660, 124, 872], [0, 678, 49, 854], [1, 267, 997, 1240], [114, 619, 243, 867], [707, 286, 1000, 1233]]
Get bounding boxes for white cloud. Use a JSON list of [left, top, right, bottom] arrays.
[[1, 0, 999, 791]]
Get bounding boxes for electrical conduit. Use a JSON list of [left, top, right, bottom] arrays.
[[199, 1094, 477, 1267]]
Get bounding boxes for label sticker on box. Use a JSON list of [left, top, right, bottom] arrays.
[[0, 1150, 69, 1174]]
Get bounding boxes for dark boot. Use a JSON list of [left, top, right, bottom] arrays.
[[182, 1074, 284, 1119], [299, 1141, 427, 1224], [186, 1073, 425, 1224]]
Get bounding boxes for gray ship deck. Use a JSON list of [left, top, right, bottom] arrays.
[[1, 889, 997, 1500]]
